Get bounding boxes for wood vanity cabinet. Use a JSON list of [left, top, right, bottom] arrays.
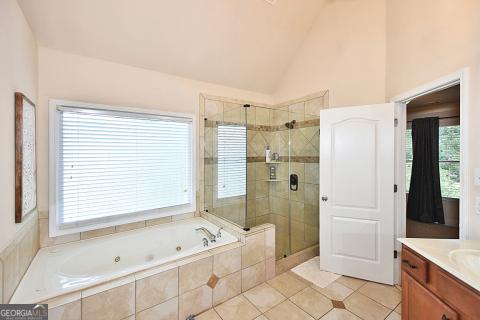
[[401, 245, 480, 320]]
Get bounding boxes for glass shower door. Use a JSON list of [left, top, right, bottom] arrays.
[[246, 104, 321, 259], [268, 107, 290, 258], [287, 106, 320, 256]]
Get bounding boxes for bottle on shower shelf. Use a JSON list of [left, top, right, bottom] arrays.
[[265, 146, 272, 163]]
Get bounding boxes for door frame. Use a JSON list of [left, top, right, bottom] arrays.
[[390, 69, 470, 283]]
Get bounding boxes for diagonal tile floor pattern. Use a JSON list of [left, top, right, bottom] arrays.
[[196, 271, 401, 320]]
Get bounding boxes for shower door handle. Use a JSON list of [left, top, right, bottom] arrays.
[[321, 196, 328, 202], [290, 174, 298, 191]]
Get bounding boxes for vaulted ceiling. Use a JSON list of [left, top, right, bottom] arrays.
[[18, 0, 324, 93]]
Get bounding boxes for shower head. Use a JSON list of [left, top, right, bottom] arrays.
[[284, 120, 296, 129]]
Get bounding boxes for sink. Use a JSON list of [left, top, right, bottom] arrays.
[[448, 249, 480, 277]]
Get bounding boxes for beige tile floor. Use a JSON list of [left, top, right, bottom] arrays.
[[197, 271, 402, 320]]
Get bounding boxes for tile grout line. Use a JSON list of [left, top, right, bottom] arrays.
[[242, 282, 287, 315], [355, 283, 401, 310], [344, 291, 395, 320], [287, 289, 330, 319]]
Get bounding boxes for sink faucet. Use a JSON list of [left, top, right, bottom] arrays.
[[196, 227, 216, 242]]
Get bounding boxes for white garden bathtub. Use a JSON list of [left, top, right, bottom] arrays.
[[11, 217, 237, 303]]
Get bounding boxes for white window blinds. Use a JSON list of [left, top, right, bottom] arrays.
[[217, 125, 246, 199], [52, 105, 194, 233]]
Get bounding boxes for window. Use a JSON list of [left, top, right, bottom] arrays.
[[217, 125, 246, 199], [49, 101, 195, 236], [406, 125, 460, 198]]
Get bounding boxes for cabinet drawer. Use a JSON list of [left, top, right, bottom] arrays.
[[435, 268, 480, 319], [401, 246, 428, 284], [406, 272, 458, 320]]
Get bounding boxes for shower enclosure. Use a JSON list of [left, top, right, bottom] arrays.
[[202, 97, 324, 259]]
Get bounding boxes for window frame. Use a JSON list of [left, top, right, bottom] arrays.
[[405, 124, 460, 199], [48, 99, 196, 237]]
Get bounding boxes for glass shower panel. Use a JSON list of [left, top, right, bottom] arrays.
[[204, 102, 248, 229], [287, 104, 320, 256], [245, 105, 291, 258]]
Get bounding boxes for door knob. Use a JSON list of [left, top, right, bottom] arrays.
[[321, 196, 328, 202]]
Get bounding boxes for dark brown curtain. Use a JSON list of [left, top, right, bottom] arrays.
[[407, 117, 445, 224]]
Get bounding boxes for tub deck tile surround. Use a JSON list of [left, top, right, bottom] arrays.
[[81, 282, 135, 320], [115, 220, 146, 233], [0, 211, 39, 303], [242, 260, 266, 292], [179, 256, 213, 294], [48, 300, 81, 320], [30, 218, 275, 320], [44, 291, 81, 311], [179, 285, 213, 319], [135, 267, 178, 312], [212, 271, 242, 306], [242, 232, 266, 269], [39, 211, 196, 248], [136, 297, 178, 320], [213, 246, 241, 278], [265, 258, 276, 281], [80, 226, 116, 240]]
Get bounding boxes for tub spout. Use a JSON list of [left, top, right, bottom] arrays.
[[196, 227, 216, 242]]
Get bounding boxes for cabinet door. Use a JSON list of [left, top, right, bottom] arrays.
[[402, 271, 458, 320]]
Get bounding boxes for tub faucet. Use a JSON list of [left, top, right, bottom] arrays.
[[196, 227, 216, 242], [216, 227, 223, 238]]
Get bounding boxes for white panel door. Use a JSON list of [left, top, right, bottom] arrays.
[[320, 103, 395, 285]]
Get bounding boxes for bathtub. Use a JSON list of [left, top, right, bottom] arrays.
[[11, 217, 238, 303]]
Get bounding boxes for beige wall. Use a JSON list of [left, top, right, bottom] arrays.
[[4, 0, 480, 250], [274, 0, 386, 107], [37, 47, 273, 216], [276, 0, 480, 239], [0, 0, 38, 251], [386, 0, 480, 239]]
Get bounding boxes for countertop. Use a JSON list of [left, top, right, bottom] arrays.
[[397, 238, 480, 292]]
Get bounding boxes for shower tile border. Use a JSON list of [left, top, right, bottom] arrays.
[[204, 118, 320, 131], [205, 156, 319, 164]]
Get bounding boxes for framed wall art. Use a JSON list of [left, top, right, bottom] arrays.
[[15, 92, 37, 223]]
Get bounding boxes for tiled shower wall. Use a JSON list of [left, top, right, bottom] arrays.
[[200, 92, 328, 259]]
